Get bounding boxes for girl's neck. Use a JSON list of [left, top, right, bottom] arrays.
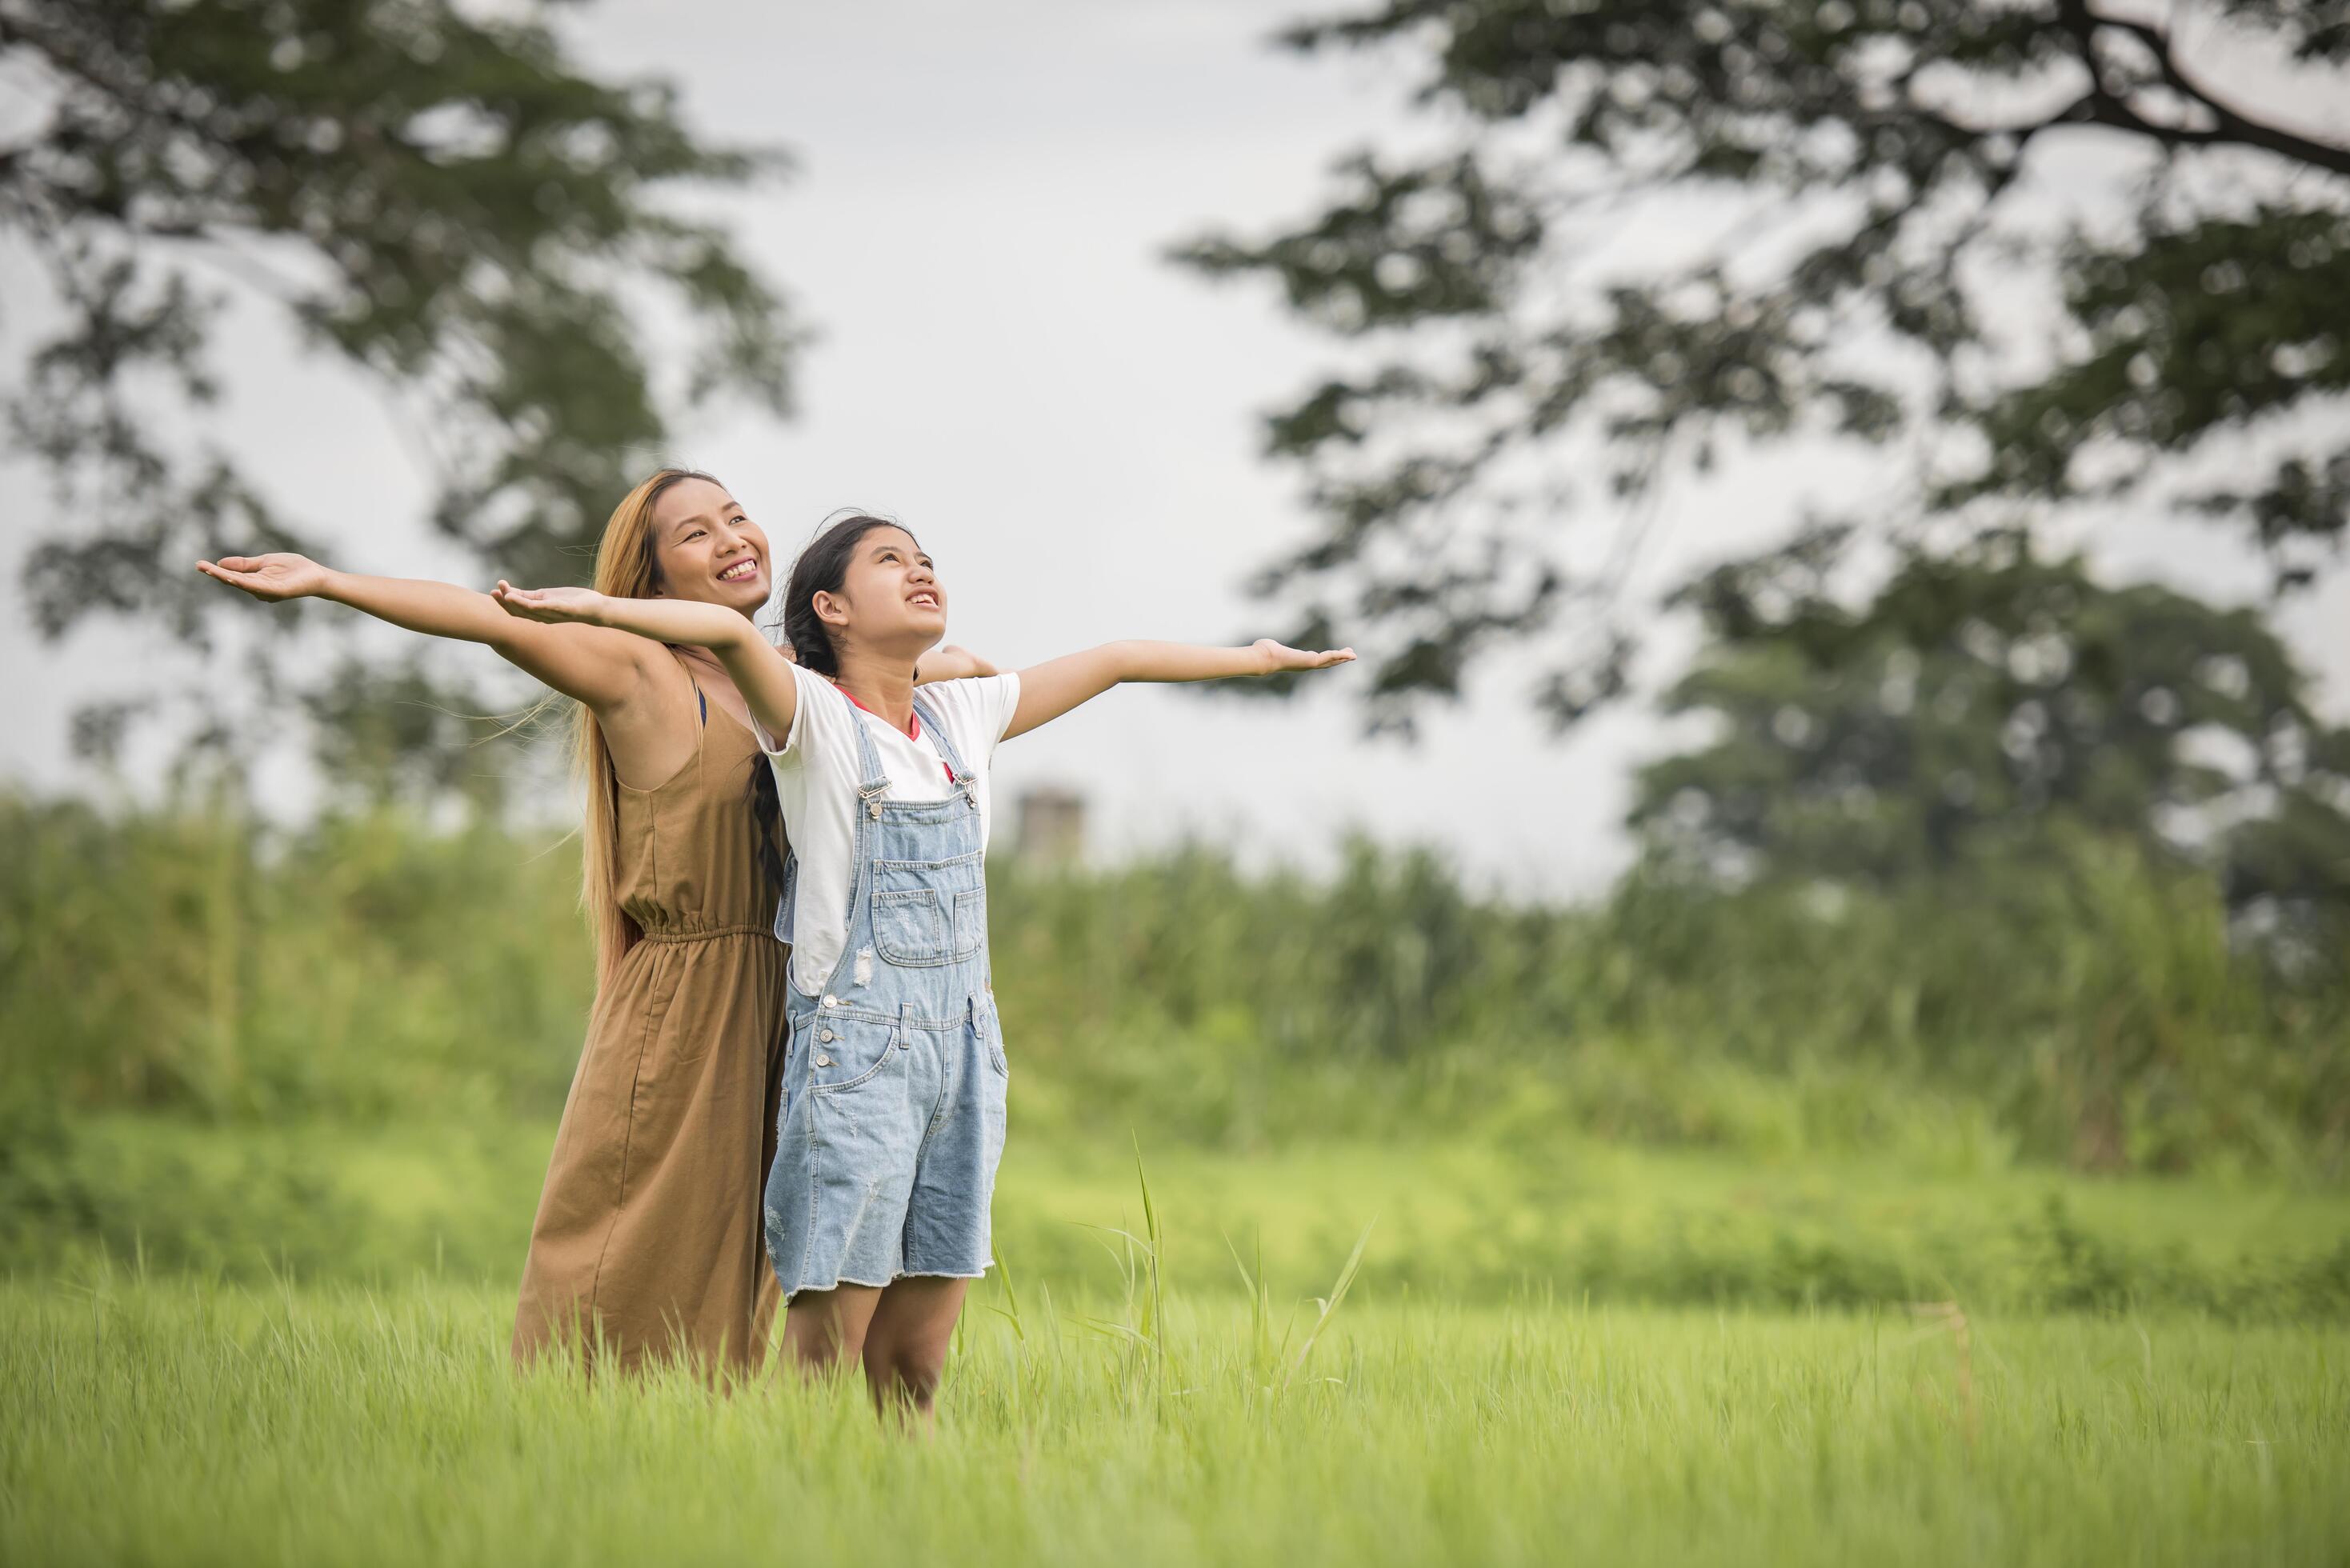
[[831, 647, 919, 731]]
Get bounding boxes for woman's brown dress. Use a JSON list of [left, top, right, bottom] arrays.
[[511, 690, 788, 1375]]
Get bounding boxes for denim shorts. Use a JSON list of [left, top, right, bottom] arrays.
[[763, 994, 1010, 1297]]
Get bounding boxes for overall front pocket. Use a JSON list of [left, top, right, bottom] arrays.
[[871, 887, 981, 967], [804, 1014, 908, 1095]]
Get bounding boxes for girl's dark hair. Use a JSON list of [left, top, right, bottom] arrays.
[[781, 512, 916, 677], [747, 751, 787, 906]]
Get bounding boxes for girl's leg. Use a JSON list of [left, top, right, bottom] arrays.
[[781, 1284, 883, 1377], [860, 1276, 970, 1421]]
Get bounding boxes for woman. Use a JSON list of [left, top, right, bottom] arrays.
[[494, 513, 1353, 1418], [197, 471, 986, 1375]]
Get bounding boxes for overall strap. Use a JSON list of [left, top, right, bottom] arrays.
[[842, 682, 892, 821], [908, 691, 978, 797], [822, 681, 891, 991]]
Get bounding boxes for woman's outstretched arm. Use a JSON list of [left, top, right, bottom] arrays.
[[197, 553, 657, 710], [918, 645, 996, 682], [1004, 639, 1353, 740], [492, 583, 802, 742]]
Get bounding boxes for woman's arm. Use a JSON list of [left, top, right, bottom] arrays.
[[1004, 638, 1353, 740], [493, 583, 802, 742], [918, 645, 996, 682], [197, 554, 657, 710]]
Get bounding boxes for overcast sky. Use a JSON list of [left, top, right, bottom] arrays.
[[2, 0, 2343, 897]]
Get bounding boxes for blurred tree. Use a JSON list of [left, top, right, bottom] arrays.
[[0, 0, 799, 794], [1176, 0, 2348, 730], [1633, 528, 2350, 962]]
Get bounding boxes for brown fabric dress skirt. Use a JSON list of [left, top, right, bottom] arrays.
[[511, 697, 788, 1375]]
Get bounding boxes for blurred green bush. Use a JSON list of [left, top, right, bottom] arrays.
[[2, 793, 2343, 1177]]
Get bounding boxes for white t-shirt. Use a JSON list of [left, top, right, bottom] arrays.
[[762, 663, 1022, 994]]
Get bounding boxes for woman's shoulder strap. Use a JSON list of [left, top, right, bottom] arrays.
[[663, 646, 710, 728]]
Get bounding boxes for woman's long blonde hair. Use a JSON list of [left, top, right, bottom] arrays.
[[576, 466, 716, 983]]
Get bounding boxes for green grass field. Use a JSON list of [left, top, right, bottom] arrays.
[[5, 1278, 2344, 1567], [6, 1127, 2349, 1564], [19, 1117, 2350, 1316]]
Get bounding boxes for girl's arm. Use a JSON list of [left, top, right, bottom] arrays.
[[1004, 639, 1353, 740], [197, 554, 658, 710], [494, 583, 802, 742]]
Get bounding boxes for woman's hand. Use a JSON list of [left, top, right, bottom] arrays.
[[195, 552, 335, 602], [491, 582, 612, 626], [1252, 638, 1356, 674]]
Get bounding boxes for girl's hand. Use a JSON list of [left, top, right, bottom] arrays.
[[918, 644, 997, 682], [492, 582, 611, 626], [1253, 638, 1356, 674], [195, 552, 334, 602]]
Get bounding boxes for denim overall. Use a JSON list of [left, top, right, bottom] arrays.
[[763, 686, 1010, 1296]]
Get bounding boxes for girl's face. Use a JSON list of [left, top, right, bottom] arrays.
[[816, 526, 947, 657], [649, 478, 772, 615]]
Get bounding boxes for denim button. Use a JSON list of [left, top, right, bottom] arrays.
[[821, 995, 839, 1009], [818, 1029, 835, 1043], [815, 1055, 833, 1067]]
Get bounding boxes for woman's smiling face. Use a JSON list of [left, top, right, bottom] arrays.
[[649, 478, 772, 614]]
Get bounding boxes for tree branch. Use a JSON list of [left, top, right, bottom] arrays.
[[2080, 2, 2350, 177]]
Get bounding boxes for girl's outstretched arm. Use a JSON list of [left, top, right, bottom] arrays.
[[197, 553, 658, 710], [1004, 639, 1353, 740], [493, 584, 802, 742]]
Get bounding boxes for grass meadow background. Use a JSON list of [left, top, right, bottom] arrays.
[[5, 795, 2348, 1564]]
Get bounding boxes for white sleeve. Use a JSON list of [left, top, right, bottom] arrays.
[[978, 673, 1021, 754], [760, 664, 838, 765], [923, 674, 1022, 770]]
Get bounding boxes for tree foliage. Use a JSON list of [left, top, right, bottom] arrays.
[[1178, 0, 2350, 730], [0, 0, 799, 781], [1634, 530, 2350, 962]]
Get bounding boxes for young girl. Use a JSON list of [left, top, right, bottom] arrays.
[[494, 512, 1352, 1415], [197, 472, 988, 1376]]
